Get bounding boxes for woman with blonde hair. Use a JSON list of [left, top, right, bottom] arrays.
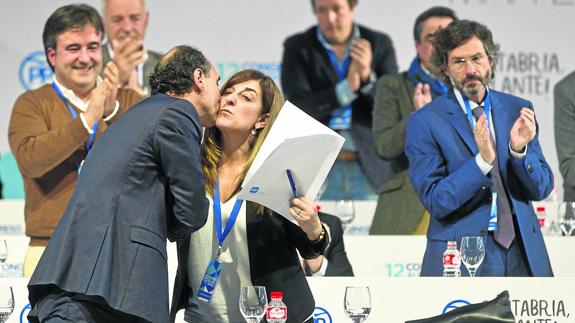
[[171, 69, 329, 323]]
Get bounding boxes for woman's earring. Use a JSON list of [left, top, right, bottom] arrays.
[[251, 128, 257, 136]]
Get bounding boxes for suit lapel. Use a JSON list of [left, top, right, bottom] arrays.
[[490, 92, 513, 177], [445, 92, 478, 155], [312, 29, 343, 84]]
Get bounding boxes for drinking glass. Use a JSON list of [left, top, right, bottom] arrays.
[[0, 239, 7, 277], [344, 286, 371, 323], [0, 286, 14, 323], [335, 199, 355, 233], [239, 286, 267, 323], [460, 236, 485, 277], [558, 202, 575, 236]]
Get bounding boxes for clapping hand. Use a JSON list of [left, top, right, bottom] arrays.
[[510, 108, 536, 153]]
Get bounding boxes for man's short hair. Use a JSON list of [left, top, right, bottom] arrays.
[[413, 6, 458, 42], [310, 0, 357, 13], [431, 20, 500, 85], [42, 4, 104, 70], [149, 46, 211, 96]]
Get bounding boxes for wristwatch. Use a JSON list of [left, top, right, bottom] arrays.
[[309, 225, 326, 243], [359, 71, 377, 94]]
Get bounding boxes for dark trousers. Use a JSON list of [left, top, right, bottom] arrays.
[[467, 221, 532, 277], [29, 287, 149, 323]]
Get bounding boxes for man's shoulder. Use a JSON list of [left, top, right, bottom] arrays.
[[379, 71, 409, 85], [284, 26, 317, 47], [357, 24, 393, 45], [490, 89, 531, 107], [555, 70, 575, 92], [15, 84, 54, 103]]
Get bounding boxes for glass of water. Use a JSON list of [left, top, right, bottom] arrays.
[[0, 286, 14, 323], [344, 286, 371, 323], [558, 202, 575, 236], [460, 236, 485, 277], [239, 286, 267, 323], [335, 199, 355, 233]]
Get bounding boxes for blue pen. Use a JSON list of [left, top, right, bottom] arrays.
[[286, 169, 299, 198]]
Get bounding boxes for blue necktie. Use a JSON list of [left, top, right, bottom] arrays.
[[472, 106, 516, 249]]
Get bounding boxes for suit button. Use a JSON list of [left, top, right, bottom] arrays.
[[527, 164, 533, 173], [481, 185, 487, 190]]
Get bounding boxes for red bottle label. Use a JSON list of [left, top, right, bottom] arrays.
[[266, 306, 287, 320]]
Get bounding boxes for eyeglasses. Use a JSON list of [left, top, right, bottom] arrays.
[[449, 54, 488, 71]]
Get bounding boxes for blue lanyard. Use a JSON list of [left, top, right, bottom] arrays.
[[463, 90, 492, 132], [213, 179, 244, 247], [51, 82, 99, 151], [326, 50, 350, 81]]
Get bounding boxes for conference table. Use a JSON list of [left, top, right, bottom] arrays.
[[1, 200, 574, 322]]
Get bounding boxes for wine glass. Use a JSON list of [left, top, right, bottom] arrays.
[[0, 286, 14, 323], [344, 286, 371, 323], [239, 286, 267, 323], [0, 239, 7, 277], [335, 199, 355, 233], [558, 202, 575, 236], [460, 236, 485, 277]]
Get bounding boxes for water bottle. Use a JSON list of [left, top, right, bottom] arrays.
[[536, 206, 550, 235], [266, 291, 287, 323], [442, 241, 461, 277]]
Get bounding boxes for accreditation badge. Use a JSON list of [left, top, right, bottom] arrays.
[[197, 256, 224, 303]]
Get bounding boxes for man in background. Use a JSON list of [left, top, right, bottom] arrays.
[[281, 0, 397, 200], [8, 4, 140, 277], [102, 0, 162, 96], [370, 7, 457, 235], [554, 71, 575, 201]]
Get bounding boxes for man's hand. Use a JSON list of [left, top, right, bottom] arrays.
[[111, 36, 145, 86], [83, 82, 107, 126], [474, 114, 495, 164], [510, 108, 536, 152], [413, 83, 432, 110], [349, 38, 373, 81], [102, 62, 120, 117]]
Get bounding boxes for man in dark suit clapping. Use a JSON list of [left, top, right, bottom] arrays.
[[281, 0, 398, 201]]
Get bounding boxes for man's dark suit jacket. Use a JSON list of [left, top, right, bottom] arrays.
[[171, 202, 329, 323], [316, 212, 354, 276], [281, 24, 398, 190], [28, 94, 209, 323]]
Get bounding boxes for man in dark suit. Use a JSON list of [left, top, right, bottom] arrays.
[[406, 20, 554, 277], [371, 7, 457, 235], [281, 0, 397, 200], [303, 212, 354, 276], [27, 45, 221, 322], [102, 0, 161, 96]]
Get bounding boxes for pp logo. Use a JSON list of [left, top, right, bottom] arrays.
[[249, 186, 259, 193], [19, 51, 52, 90], [442, 299, 471, 314], [313, 306, 332, 323], [20, 303, 31, 323]]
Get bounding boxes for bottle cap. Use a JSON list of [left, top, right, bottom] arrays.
[[271, 291, 283, 299], [447, 241, 457, 247]]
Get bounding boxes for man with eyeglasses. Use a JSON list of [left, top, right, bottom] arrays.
[[405, 20, 554, 277]]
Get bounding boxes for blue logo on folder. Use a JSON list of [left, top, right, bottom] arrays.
[[249, 187, 259, 193]]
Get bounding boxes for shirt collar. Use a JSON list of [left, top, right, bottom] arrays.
[[316, 23, 360, 61], [53, 76, 102, 112], [453, 86, 490, 113]]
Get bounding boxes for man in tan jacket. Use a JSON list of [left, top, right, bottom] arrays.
[[8, 4, 140, 276]]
